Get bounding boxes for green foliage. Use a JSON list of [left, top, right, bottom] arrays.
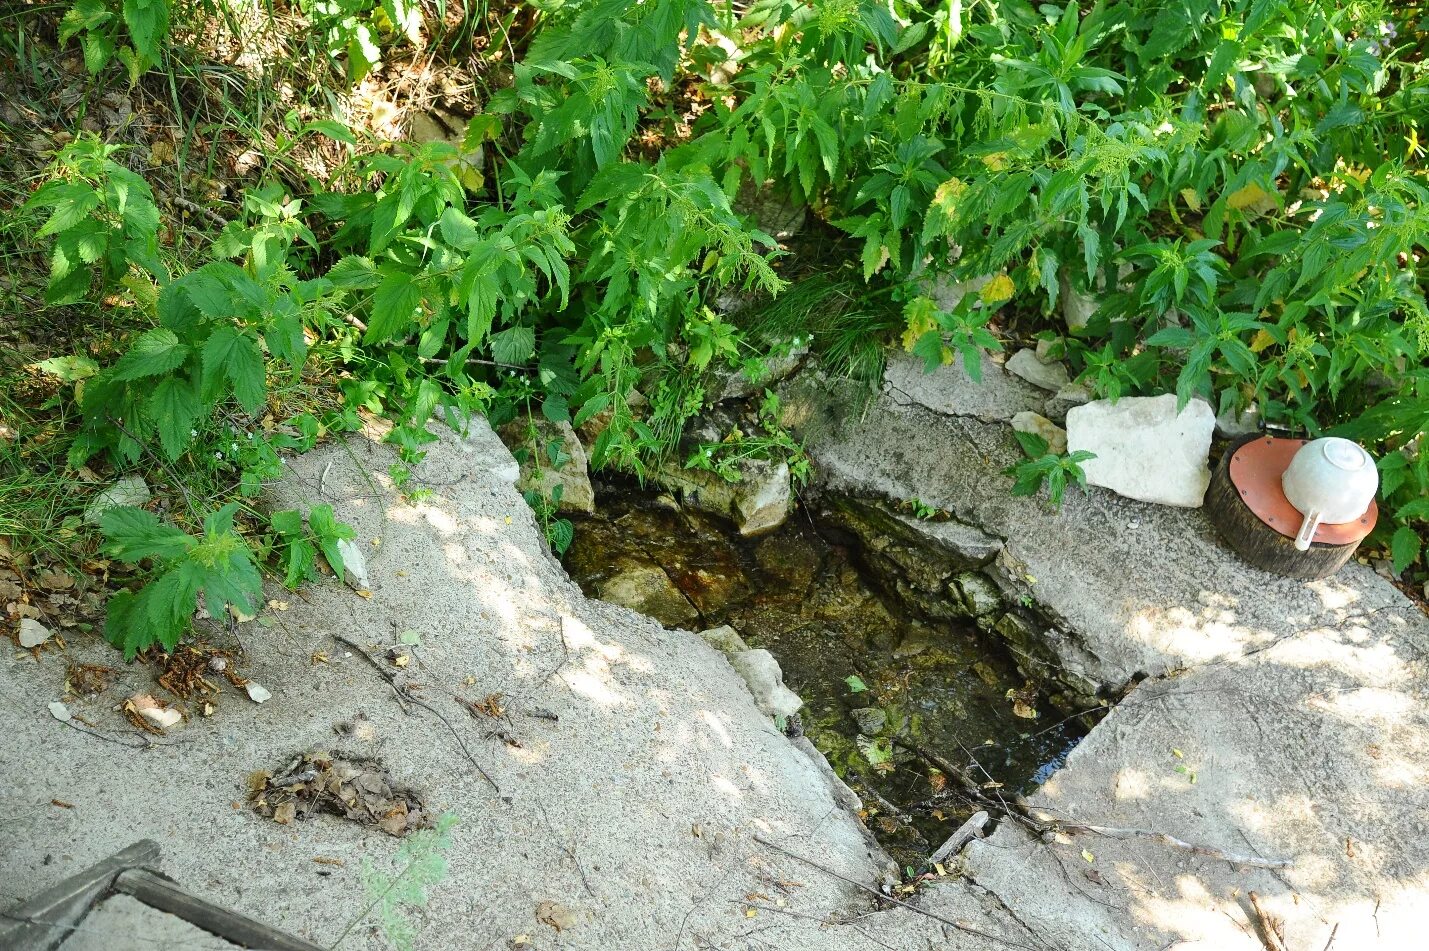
[[20, 135, 162, 304], [299, 0, 422, 82], [100, 504, 261, 659], [269, 504, 354, 588], [348, 812, 458, 951], [685, 390, 810, 486], [60, 0, 170, 79], [1005, 431, 1097, 508]]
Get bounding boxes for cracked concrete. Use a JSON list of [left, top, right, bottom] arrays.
[[5, 351, 1428, 950], [780, 354, 1429, 949]]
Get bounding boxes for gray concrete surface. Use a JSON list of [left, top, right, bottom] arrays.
[[784, 356, 1429, 949], [0, 420, 978, 950], [5, 354, 1428, 951]]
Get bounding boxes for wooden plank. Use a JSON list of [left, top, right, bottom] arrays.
[[113, 869, 325, 951], [0, 840, 161, 951]]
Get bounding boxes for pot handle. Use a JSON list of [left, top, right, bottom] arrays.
[[1294, 510, 1323, 551]]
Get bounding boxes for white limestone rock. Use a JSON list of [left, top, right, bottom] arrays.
[[1066, 394, 1215, 508], [726, 648, 803, 718], [1006, 349, 1070, 392], [1011, 411, 1067, 456]]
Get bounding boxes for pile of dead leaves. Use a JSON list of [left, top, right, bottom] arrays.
[[249, 752, 428, 837]]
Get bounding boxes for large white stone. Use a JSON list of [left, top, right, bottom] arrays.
[[1066, 394, 1215, 507], [725, 648, 802, 718]]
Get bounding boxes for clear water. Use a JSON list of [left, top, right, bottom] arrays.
[[565, 485, 1082, 866]]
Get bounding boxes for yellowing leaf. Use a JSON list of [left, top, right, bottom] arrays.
[[1081, 849, 1095, 863], [1171, 748, 1184, 758], [1249, 329, 1276, 353], [931, 177, 966, 215], [980, 273, 1015, 305], [901, 296, 940, 351], [1180, 188, 1202, 212], [981, 152, 1009, 171], [1226, 182, 1270, 211]]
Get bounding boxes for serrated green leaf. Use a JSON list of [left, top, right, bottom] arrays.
[[34, 355, 100, 382], [1013, 430, 1050, 458], [845, 675, 868, 693], [327, 255, 383, 290], [111, 328, 189, 381], [1391, 526, 1422, 574], [100, 506, 193, 562], [367, 271, 424, 344], [490, 325, 535, 365], [147, 375, 201, 460], [201, 326, 265, 411]]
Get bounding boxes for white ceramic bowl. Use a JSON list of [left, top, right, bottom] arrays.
[[1281, 437, 1378, 550]]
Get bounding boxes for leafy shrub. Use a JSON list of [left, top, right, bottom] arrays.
[[60, 0, 171, 79], [100, 504, 261, 658], [21, 135, 163, 304]]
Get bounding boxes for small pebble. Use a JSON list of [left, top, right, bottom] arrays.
[[208, 657, 228, 673]]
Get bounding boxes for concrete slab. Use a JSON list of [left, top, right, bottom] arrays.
[[0, 420, 953, 951], [784, 362, 1429, 949]]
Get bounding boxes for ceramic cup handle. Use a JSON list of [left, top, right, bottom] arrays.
[[1294, 510, 1323, 551]]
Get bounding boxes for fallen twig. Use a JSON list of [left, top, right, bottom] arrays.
[[1248, 891, 1288, 951], [333, 634, 502, 796], [752, 835, 1041, 951], [1059, 824, 1293, 871]]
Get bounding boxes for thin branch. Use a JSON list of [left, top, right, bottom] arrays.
[[752, 835, 1041, 951], [332, 635, 502, 795]]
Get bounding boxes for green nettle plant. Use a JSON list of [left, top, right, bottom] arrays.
[[60, 0, 171, 80], [23, 0, 1429, 662], [100, 504, 262, 658], [21, 136, 163, 304], [1005, 432, 1097, 508]]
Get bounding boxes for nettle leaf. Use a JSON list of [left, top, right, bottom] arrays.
[[34, 355, 100, 382], [367, 271, 425, 343], [490, 325, 536, 365], [201, 325, 266, 412], [100, 506, 193, 562], [147, 375, 201, 459], [327, 255, 383, 290], [111, 328, 190, 381], [122, 0, 170, 63], [1013, 430, 1050, 458], [1391, 525, 1421, 575]]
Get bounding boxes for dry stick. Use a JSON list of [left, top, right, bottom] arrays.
[[752, 835, 1041, 951], [898, 740, 1292, 871], [332, 635, 502, 795], [1248, 891, 1288, 951]]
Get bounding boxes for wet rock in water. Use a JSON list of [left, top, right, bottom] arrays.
[[851, 706, 887, 736], [1005, 349, 1070, 392], [822, 498, 1001, 619], [84, 476, 151, 524], [726, 648, 802, 718], [1067, 394, 1214, 508], [753, 532, 823, 591], [953, 572, 1002, 617], [499, 417, 595, 513], [597, 561, 699, 628], [656, 458, 791, 536], [1010, 412, 1067, 456]]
